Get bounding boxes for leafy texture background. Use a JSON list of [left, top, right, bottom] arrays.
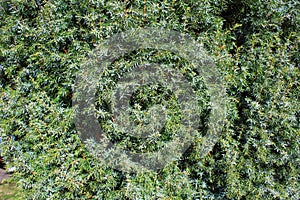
[[0, 0, 299, 199]]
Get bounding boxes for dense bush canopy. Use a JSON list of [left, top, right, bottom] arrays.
[[0, 0, 299, 199]]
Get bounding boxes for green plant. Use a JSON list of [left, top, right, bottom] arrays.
[[0, 0, 299, 199]]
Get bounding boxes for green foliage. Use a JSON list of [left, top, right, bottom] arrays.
[[0, 0, 299, 199]]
